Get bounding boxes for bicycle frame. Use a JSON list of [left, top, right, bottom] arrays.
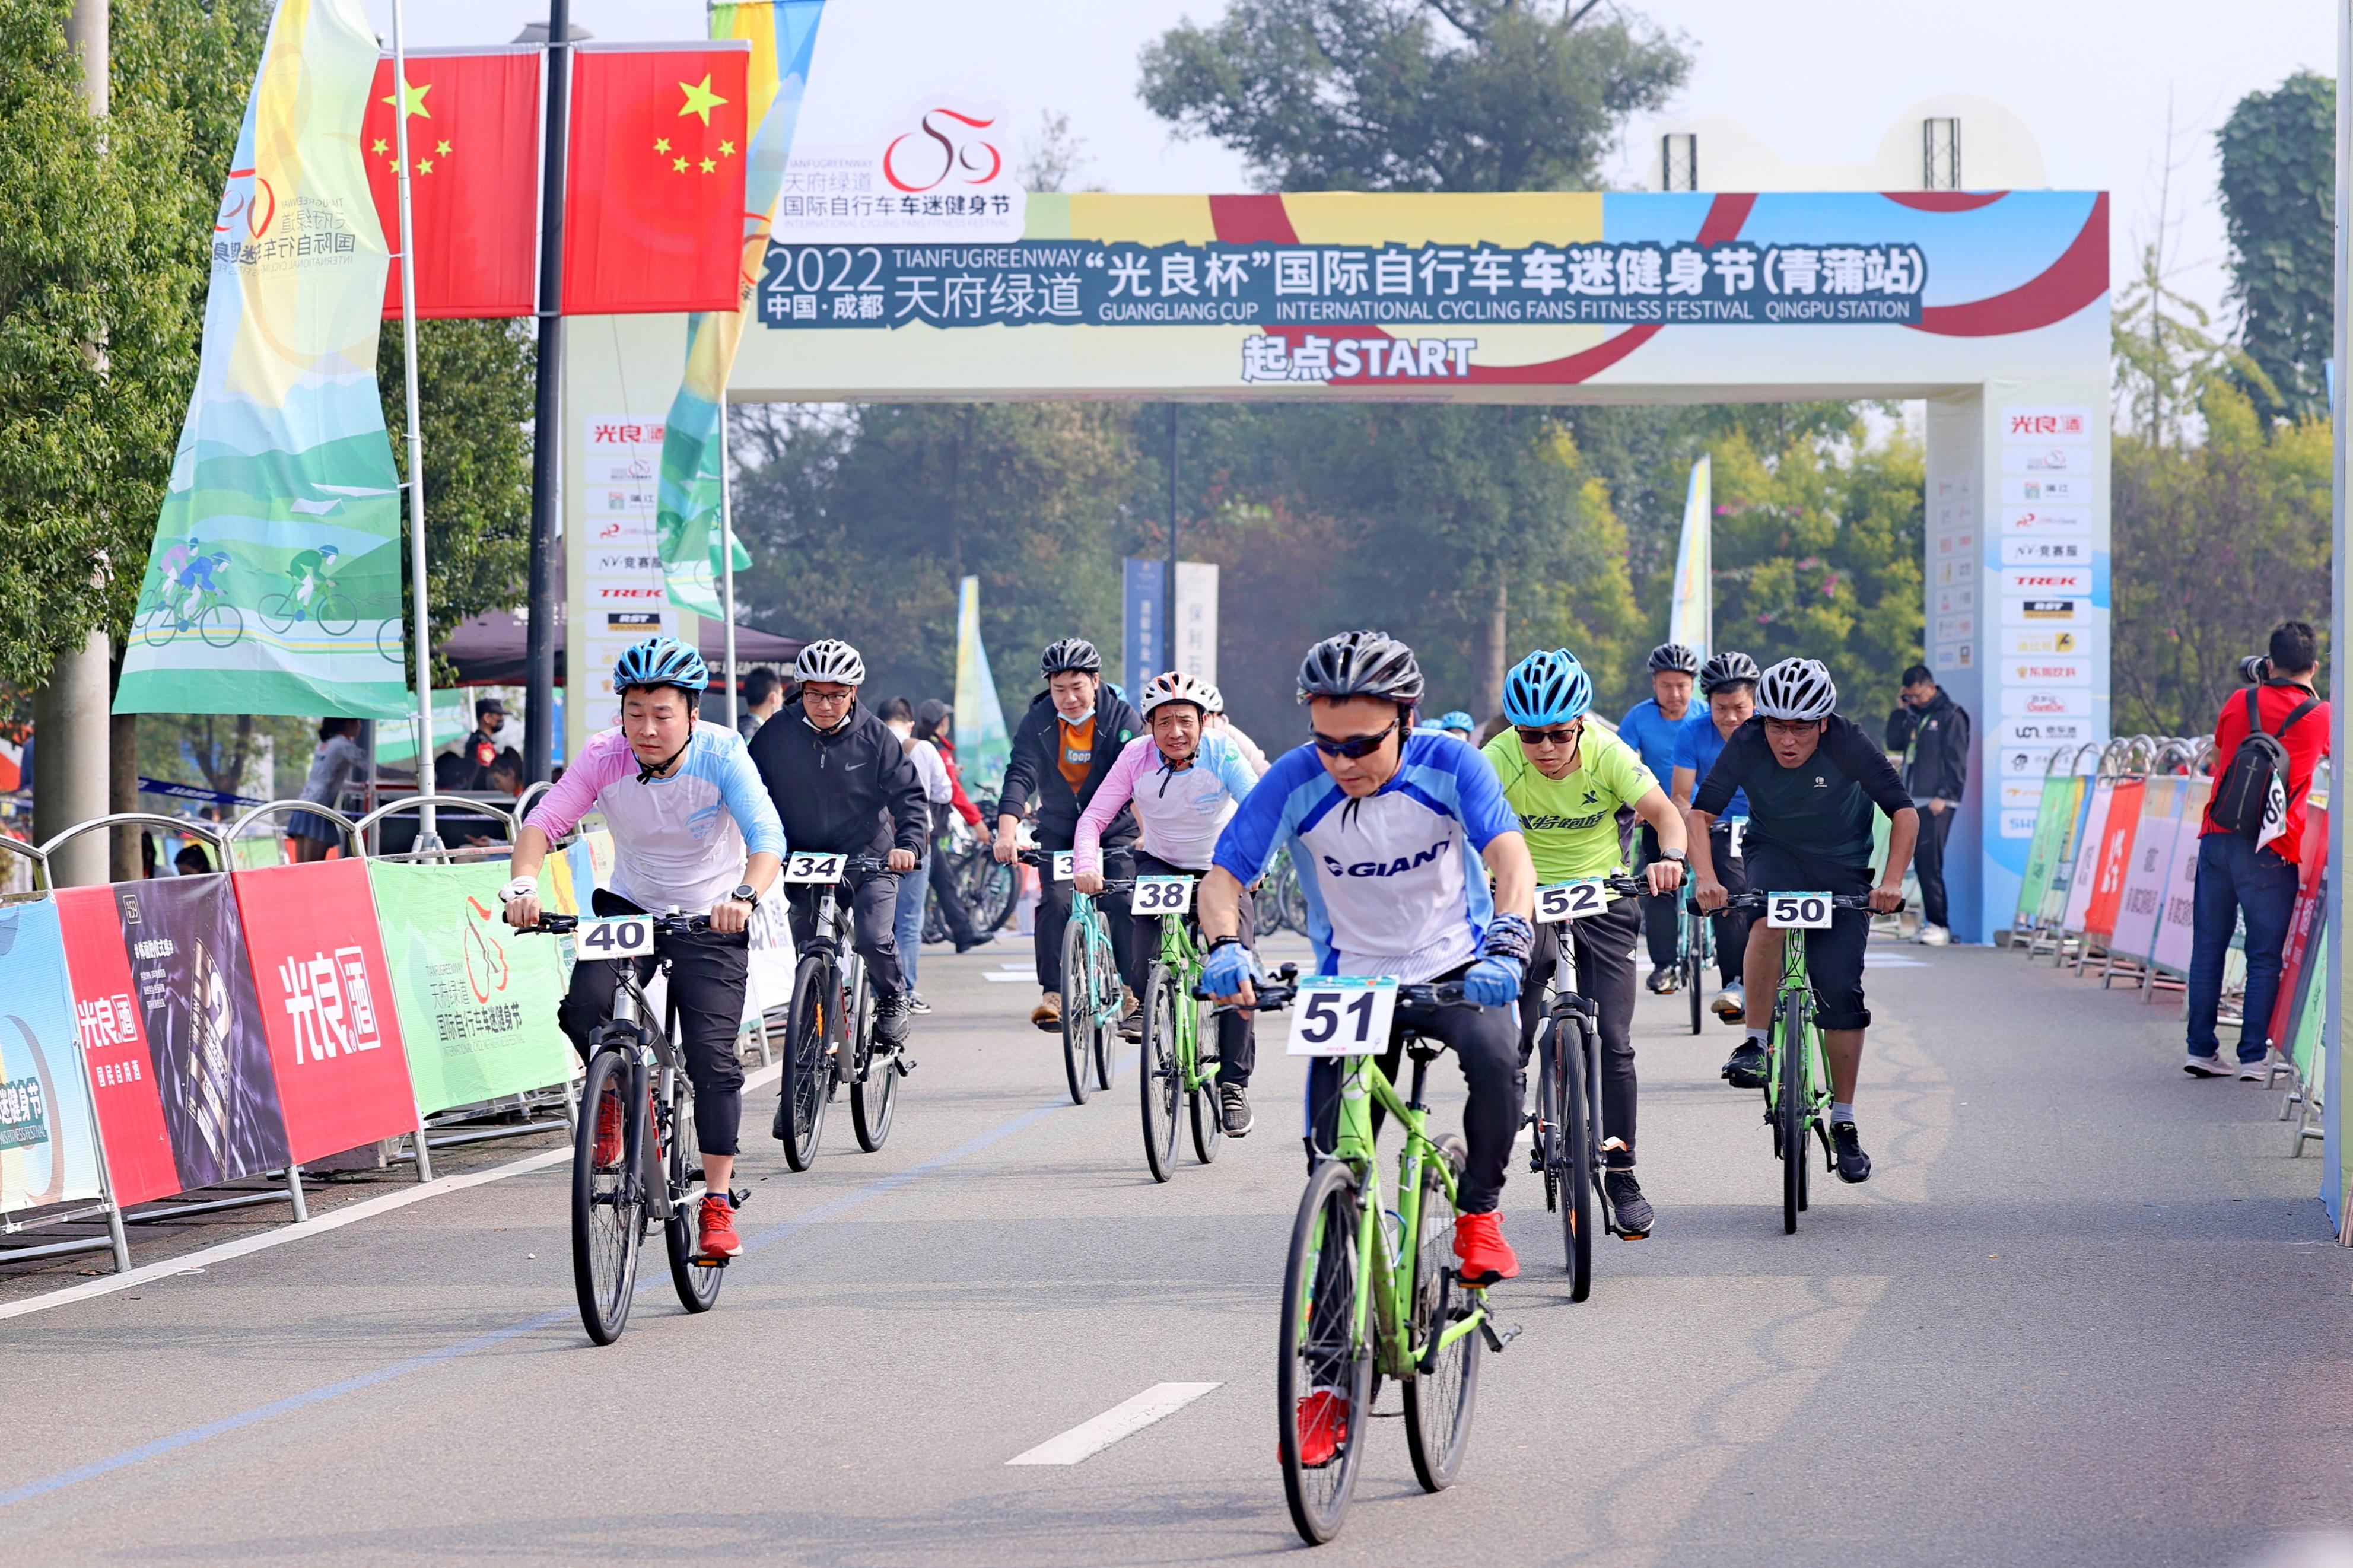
[[586, 954, 688, 1221], [1067, 890, 1121, 1026], [1763, 929, 1831, 1144], [1155, 909, 1211, 1092]]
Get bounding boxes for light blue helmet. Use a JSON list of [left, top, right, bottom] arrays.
[[613, 635, 709, 694], [1502, 648, 1593, 727], [1438, 710, 1474, 733]]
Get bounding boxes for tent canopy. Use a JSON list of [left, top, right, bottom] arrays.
[[436, 605, 801, 686]]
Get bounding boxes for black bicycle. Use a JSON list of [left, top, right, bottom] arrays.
[[776, 852, 903, 1170], [526, 911, 733, 1346]]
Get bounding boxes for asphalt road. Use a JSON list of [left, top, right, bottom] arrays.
[[4, 933, 2349, 1567]]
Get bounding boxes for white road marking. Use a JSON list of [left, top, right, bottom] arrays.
[[982, 972, 1038, 984], [1005, 1382, 1222, 1465], [1864, 952, 1932, 968]]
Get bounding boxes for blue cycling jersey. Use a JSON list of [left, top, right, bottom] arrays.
[[1617, 697, 1708, 782], [1675, 718, 1750, 819]]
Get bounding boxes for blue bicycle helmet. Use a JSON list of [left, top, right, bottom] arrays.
[[1501, 648, 1593, 727], [1438, 710, 1474, 733], [612, 635, 710, 694]]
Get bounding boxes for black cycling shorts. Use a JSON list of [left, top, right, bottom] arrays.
[[1739, 840, 1872, 1032]]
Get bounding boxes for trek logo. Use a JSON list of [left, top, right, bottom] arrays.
[[1321, 837, 1454, 878]]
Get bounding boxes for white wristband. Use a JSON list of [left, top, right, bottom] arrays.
[[498, 877, 538, 905]]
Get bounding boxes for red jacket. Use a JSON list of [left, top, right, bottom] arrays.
[[2202, 680, 2330, 851], [933, 736, 984, 828]]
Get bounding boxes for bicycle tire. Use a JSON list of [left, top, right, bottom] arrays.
[[1139, 964, 1181, 1182], [1277, 1156, 1372, 1545], [1534, 1021, 1562, 1217], [199, 602, 243, 648], [777, 958, 833, 1171], [851, 976, 899, 1153], [376, 618, 405, 664], [572, 1049, 644, 1345], [259, 593, 297, 634], [1059, 915, 1093, 1105], [1404, 1134, 1482, 1492], [1777, 994, 1810, 1235], [966, 854, 1016, 933], [664, 1073, 724, 1313], [1562, 1013, 1596, 1300], [314, 589, 357, 637], [1090, 925, 1120, 1092], [1187, 1001, 1224, 1166], [1686, 918, 1705, 1036]]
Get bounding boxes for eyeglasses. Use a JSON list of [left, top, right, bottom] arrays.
[[1515, 723, 1582, 746], [1309, 719, 1400, 759]]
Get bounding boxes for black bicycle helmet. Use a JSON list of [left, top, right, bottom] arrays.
[[1297, 629, 1424, 708], [1698, 650, 1761, 694], [1646, 642, 1701, 675], [1039, 637, 1102, 678]]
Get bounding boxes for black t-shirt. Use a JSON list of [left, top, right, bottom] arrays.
[[1691, 714, 1912, 869]]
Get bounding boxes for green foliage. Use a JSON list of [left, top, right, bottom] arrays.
[[2112, 239, 2230, 447], [2217, 71, 2335, 424]]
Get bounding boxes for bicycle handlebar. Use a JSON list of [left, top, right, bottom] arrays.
[[516, 911, 714, 936], [1196, 965, 1476, 1014], [1716, 892, 1898, 914]]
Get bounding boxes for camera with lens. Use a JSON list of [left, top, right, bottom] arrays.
[[2238, 654, 2273, 685]]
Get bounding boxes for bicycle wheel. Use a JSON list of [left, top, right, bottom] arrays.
[[1089, 925, 1120, 1092], [664, 1073, 724, 1313], [1560, 1014, 1595, 1300], [1059, 915, 1093, 1105], [966, 854, 1016, 932], [851, 990, 899, 1153], [1404, 1134, 1483, 1492], [376, 618, 405, 664], [1187, 1003, 1224, 1166], [1277, 1156, 1373, 1545], [1686, 917, 1705, 1036], [1139, 965, 1181, 1182], [314, 590, 357, 636], [259, 593, 297, 634], [572, 1049, 644, 1345], [199, 602, 243, 648], [1776, 996, 1810, 1235], [777, 958, 833, 1171]]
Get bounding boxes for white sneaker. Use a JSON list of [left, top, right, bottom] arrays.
[[2183, 1054, 2233, 1079], [1919, 924, 1951, 947], [2237, 1060, 2269, 1082], [1710, 984, 1745, 1021]]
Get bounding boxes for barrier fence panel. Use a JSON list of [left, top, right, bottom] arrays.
[[2056, 777, 2119, 960], [2149, 780, 2211, 988], [2028, 775, 2096, 953], [2014, 774, 2080, 940], [2266, 783, 2330, 1062], [2078, 776, 2146, 973], [55, 888, 181, 1207], [0, 901, 106, 1219], [2106, 777, 2188, 988]]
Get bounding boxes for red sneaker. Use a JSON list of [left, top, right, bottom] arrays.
[[1291, 1389, 1349, 1469], [592, 1090, 624, 1166], [696, 1193, 742, 1259], [1452, 1209, 1519, 1286]]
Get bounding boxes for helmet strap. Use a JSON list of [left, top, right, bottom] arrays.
[[635, 733, 691, 784]]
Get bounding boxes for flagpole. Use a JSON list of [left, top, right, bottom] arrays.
[[390, 0, 436, 845], [720, 399, 738, 729]]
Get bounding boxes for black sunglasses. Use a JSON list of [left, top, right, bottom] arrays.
[[1309, 718, 1400, 759], [1515, 722, 1582, 746]]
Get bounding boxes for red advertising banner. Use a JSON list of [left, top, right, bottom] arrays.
[[232, 861, 421, 1163], [56, 887, 182, 1206], [362, 49, 542, 318], [2081, 777, 2145, 942]]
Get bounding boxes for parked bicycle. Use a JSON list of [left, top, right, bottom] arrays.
[[775, 851, 903, 1170]]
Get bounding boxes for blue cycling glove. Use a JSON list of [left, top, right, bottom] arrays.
[[1201, 940, 1258, 997], [1461, 954, 1524, 1008]]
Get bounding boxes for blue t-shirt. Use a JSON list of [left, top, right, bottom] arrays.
[[1618, 697, 1707, 782], [1675, 718, 1750, 819]]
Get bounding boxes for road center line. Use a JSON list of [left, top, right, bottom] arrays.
[[1006, 1383, 1223, 1466]]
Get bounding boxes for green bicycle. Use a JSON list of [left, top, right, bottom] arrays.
[[1722, 889, 1883, 1233], [1028, 850, 1122, 1105], [1132, 871, 1224, 1180], [1675, 890, 1716, 1036], [1268, 977, 1520, 1545]]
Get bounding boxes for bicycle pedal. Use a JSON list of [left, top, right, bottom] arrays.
[[1479, 1317, 1522, 1353], [689, 1255, 729, 1270]]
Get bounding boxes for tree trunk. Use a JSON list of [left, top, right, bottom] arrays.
[[110, 711, 139, 881], [1471, 578, 1508, 723]]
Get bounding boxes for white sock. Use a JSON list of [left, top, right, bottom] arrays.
[[1831, 1102, 1855, 1125], [1745, 1026, 1766, 1047]]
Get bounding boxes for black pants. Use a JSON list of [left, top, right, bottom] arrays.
[[784, 864, 905, 997], [558, 890, 748, 1156], [1517, 896, 1642, 1168], [1708, 820, 1755, 988], [1306, 965, 1525, 1213], [1743, 842, 1873, 1031], [1122, 848, 1255, 1087], [1635, 823, 1680, 970], [1912, 803, 1957, 930], [1034, 838, 1137, 991]]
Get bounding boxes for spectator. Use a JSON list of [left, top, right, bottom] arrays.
[[879, 697, 987, 1010], [738, 667, 783, 739], [175, 842, 214, 876], [288, 717, 364, 863], [2186, 621, 2330, 1080], [487, 748, 526, 799], [916, 698, 993, 952], [1885, 663, 1970, 945]]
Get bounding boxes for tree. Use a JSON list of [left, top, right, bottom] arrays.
[[2217, 72, 2334, 424]]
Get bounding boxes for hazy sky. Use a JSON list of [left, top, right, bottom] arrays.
[[360, 0, 2336, 325]]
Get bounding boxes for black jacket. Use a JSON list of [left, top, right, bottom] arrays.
[[748, 698, 929, 857], [997, 683, 1142, 849], [1884, 689, 1970, 803]]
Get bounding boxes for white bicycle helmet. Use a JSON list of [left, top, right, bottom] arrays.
[[1754, 657, 1837, 721], [793, 638, 867, 686], [1139, 669, 1216, 718], [1197, 682, 1226, 714]]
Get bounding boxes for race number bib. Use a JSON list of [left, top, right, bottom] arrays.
[[1287, 977, 1399, 1058], [574, 914, 655, 961], [1132, 874, 1194, 915], [1766, 892, 1834, 930], [781, 851, 846, 884], [1534, 879, 1610, 923], [1725, 818, 1748, 859], [1048, 851, 1076, 883]]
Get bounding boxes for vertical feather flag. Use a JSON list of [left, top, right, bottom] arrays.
[[1667, 454, 1712, 666], [656, 0, 829, 617]]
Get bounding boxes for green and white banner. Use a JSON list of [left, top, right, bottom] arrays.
[[116, 0, 411, 719]]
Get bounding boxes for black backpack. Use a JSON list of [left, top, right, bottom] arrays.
[[2209, 683, 2320, 842]]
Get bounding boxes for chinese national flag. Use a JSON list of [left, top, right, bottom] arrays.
[[361, 49, 542, 319], [561, 43, 752, 315]]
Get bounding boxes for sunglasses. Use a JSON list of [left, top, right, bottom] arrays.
[[1515, 723, 1582, 746], [1309, 718, 1400, 759]]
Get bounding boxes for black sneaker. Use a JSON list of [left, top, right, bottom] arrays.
[[1646, 965, 1678, 995], [872, 994, 912, 1049], [1220, 1083, 1254, 1136], [1722, 1041, 1767, 1089], [1118, 1001, 1145, 1042], [1831, 1121, 1871, 1183], [1603, 1170, 1653, 1238]]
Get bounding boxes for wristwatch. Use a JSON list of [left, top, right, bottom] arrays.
[[1658, 847, 1687, 863], [730, 883, 760, 908]]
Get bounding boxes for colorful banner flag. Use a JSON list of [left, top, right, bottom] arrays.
[[115, 0, 411, 720], [56, 888, 180, 1206], [561, 43, 756, 316], [0, 901, 105, 1217], [953, 575, 1011, 798], [362, 48, 541, 319], [1666, 454, 1711, 664], [654, 1, 829, 616]]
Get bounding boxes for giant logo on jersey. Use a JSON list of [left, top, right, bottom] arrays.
[[1321, 835, 1454, 878]]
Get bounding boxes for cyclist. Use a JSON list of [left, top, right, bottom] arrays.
[[500, 637, 784, 1261], [992, 638, 1143, 1032], [171, 551, 232, 629], [1073, 669, 1261, 1134], [747, 638, 930, 1056], [1689, 657, 1918, 1183], [1672, 651, 1762, 1022], [1620, 643, 1707, 993], [1201, 684, 1270, 773], [283, 543, 340, 623], [1438, 709, 1476, 742], [1484, 648, 1686, 1239], [1201, 630, 1535, 1283]]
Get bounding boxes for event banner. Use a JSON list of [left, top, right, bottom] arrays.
[[232, 861, 420, 1162], [55, 889, 180, 1206], [367, 861, 570, 1117], [2107, 778, 2187, 964], [2060, 779, 2117, 936], [2081, 777, 2145, 946], [0, 902, 105, 1217], [115, 0, 410, 721], [952, 575, 1011, 797], [2150, 781, 2211, 977], [2014, 775, 2083, 931]]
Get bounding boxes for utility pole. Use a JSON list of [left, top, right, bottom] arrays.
[[523, 0, 573, 783], [1164, 403, 1179, 676], [35, 0, 113, 889]]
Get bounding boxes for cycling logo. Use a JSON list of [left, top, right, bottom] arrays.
[[1320, 835, 1453, 878], [462, 896, 514, 1004]]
